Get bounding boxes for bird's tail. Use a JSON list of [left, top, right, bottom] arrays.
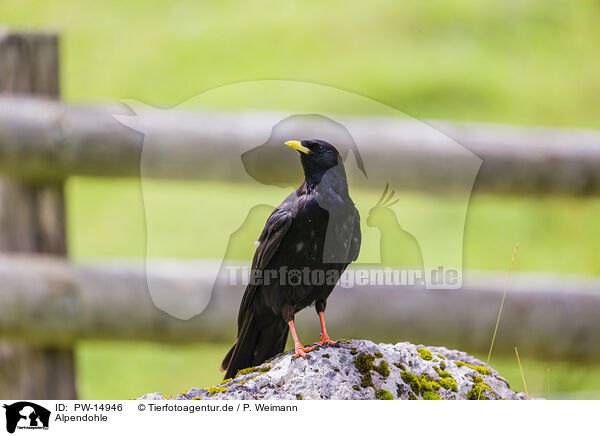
[[221, 314, 288, 380]]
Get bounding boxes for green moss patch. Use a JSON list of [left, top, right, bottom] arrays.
[[235, 365, 271, 377], [456, 361, 491, 375], [467, 376, 495, 400], [354, 352, 391, 395], [400, 372, 421, 395], [208, 386, 228, 395], [354, 353, 390, 379], [434, 366, 453, 379], [423, 391, 442, 400], [375, 389, 394, 400], [420, 374, 441, 392], [401, 371, 447, 398], [361, 373, 373, 388], [394, 362, 406, 371], [438, 378, 458, 392], [354, 353, 376, 373], [417, 348, 433, 361], [377, 360, 390, 377]]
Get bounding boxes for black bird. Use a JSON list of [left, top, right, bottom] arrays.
[[221, 139, 361, 379]]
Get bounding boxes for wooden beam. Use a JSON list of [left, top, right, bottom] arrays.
[[0, 32, 76, 400], [1, 255, 599, 362], [0, 97, 600, 194]]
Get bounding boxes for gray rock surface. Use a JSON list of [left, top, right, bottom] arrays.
[[138, 339, 527, 400]]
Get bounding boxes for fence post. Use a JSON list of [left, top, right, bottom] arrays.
[[0, 32, 76, 399]]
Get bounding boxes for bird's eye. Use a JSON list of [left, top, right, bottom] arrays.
[[318, 145, 325, 152]]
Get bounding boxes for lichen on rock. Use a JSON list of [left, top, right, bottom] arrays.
[[137, 339, 528, 400]]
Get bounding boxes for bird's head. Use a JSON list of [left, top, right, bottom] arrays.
[[285, 139, 343, 186]]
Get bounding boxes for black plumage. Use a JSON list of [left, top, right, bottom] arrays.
[[221, 139, 361, 379]]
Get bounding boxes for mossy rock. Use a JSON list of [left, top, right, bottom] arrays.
[[137, 339, 528, 400]]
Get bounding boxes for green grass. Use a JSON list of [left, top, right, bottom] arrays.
[[68, 177, 600, 275], [76, 341, 228, 400], [488, 356, 600, 400], [1, 0, 600, 128]]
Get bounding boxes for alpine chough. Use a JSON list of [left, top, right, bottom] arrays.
[[221, 139, 361, 379]]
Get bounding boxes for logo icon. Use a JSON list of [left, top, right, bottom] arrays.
[[2, 402, 50, 434]]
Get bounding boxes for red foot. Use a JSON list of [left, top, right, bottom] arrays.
[[293, 344, 316, 358], [316, 334, 337, 347]]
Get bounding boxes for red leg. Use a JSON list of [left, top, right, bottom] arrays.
[[316, 311, 337, 346], [288, 320, 315, 358]]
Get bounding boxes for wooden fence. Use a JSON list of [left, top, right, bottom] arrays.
[[0, 31, 599, 399]]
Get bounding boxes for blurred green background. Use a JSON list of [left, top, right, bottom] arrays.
[[2, 0, 600, 399]]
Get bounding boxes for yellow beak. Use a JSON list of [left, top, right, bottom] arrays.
[[285, 140, 310, 155]]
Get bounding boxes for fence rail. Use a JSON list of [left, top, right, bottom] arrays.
[[1, 96, 600, 194], [1, 255, 599, 362]]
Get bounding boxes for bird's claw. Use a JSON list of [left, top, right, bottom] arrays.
[[292, 344, 315, 358], [316, 335, 338, 347]]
